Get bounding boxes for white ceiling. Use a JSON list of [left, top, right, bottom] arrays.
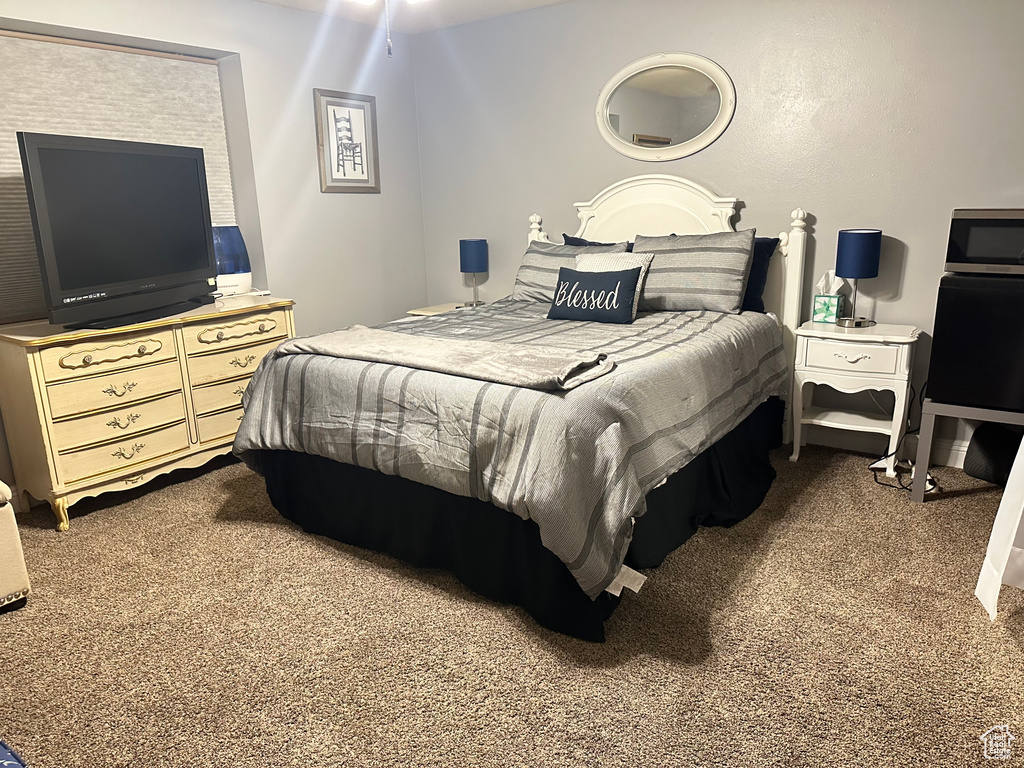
[[254, 0, 575, 34]]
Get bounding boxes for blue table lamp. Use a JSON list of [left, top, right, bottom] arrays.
[[211, 225, 253, 296], [835, 229, 881, 328], [460, 239, 488, 307]]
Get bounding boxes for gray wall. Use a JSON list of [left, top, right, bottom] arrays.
[[411, 0, 1024, 450]]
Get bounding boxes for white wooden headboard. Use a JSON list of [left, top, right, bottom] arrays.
[[527, 174, 808, 434]]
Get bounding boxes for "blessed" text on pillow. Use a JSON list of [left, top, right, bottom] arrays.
[[553, 279, 622, 311]]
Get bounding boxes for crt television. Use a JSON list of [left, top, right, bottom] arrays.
[[17, 132, 217, 328]]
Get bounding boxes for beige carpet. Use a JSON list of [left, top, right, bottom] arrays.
[[2, 447, 1022, 767]]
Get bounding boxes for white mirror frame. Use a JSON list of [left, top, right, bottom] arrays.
[[596, 52, 736, 162]]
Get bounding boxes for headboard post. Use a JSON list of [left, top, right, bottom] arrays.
[[528, 214, 551, 244], [778, 208, 808, 443]]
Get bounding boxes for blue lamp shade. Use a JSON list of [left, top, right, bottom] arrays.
[[460, 239, 488, 274], [211, 225, 251, 276], [835, 229, 881, 279]]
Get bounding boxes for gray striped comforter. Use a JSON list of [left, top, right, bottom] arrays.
[[234, 299, 787, 598]]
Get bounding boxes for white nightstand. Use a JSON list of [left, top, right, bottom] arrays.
[[790, 321, 920, 476]]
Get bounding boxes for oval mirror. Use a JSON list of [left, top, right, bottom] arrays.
[[596, 53, 736, 161]]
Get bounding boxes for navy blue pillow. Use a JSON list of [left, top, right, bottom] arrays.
[[547, 267, 642, 324], [563, 234, 634, 252], [741, 237, 780, 313]]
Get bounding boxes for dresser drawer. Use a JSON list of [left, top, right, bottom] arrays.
[[47, 360, 183, 419], [804, 339, 899, 375], [186, 339, 281, 387], [182, 310, 289, 356], [192, 377, 250, 416], [197, 406, 245, 444], [50, 393, 186, 452], [57, 421, 190, 485], [40, 329, 177, 383]]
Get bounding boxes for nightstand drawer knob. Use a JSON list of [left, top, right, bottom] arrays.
[[834, 352, 870, 364]]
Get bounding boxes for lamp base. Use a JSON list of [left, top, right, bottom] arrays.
[[458, 301, 485, 308], [836, 316, 876, 328]]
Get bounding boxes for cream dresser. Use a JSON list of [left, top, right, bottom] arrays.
[[0, 295, 294, 530]]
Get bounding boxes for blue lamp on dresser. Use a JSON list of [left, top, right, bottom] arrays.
[[835, 228, 881, 328], [459, 239, 488, 307]]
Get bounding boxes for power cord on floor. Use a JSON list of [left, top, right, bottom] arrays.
[[867, 381, 938, 494]]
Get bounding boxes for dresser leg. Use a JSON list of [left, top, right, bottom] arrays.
[[51, 497, 70, 532]]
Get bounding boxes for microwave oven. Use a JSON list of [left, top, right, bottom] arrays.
[[945, 209, 1024, 275]]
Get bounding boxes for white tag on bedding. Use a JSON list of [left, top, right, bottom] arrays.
[[604, 565, 647, 597]]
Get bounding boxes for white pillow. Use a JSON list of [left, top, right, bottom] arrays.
[[574, 252, 654, 319]]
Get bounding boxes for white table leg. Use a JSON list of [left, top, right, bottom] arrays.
[[912, 408, 937, 503], [790, 376, 806, 463], [885, 384, 911, 477]]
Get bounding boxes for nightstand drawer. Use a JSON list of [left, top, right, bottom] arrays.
[[804, 339, 899, 375]]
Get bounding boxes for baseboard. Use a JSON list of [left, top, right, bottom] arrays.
[[799, 426, 969, 469], [904, 434, 969, 470]]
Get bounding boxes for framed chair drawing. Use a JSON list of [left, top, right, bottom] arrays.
[[313, 89, 380, 194]]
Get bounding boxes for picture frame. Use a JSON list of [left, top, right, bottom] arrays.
[[313, 88, 381, 194], [632, 133, 672, 148]]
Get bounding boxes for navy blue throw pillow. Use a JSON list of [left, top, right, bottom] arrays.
[[563, 234, 634, 252], [547, 267, 642, 324], [741, 237, 780, 313]]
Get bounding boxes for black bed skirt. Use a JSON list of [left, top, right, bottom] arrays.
[[255, 397, 783, 642]]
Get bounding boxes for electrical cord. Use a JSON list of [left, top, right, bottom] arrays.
[[868, 380, 937, 493]]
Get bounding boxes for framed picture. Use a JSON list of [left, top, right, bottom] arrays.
[[632, 133, 672, 148], [313, 89, 381, 193]]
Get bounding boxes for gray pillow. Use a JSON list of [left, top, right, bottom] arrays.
[[512, 241, 629, 303], [633, 229, 756, 313]]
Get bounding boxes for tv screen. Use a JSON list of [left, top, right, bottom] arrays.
[[18, 132, 217, 328]]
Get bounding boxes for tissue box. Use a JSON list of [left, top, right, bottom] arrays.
[[812, 294, 845, 323]]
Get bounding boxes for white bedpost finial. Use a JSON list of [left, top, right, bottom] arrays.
[[791, 208, 807, 229], [528, 214, 546, 244]]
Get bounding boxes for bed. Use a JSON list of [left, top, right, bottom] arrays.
[[235, 174, 808, 641]]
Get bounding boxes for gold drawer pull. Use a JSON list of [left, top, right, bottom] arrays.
[[59, 338, 161, 370], [237, 413, 244, 422], [233, 386, 246, 397], [106, 413, 141, 430], [198, 318, 277, 345], [230, 355, 257, 369], [833, 352, 870, 364], [124, 474, 145, 486], [112, 443, 145, 460], [103, 382, 138, 398]]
